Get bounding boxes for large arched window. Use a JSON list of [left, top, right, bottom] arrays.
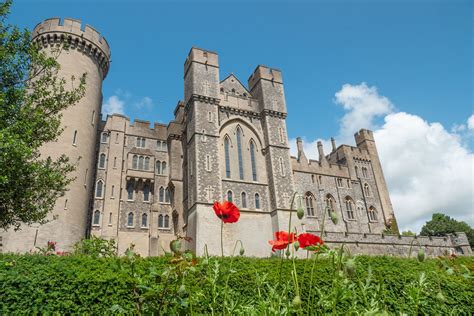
[[141, 213, 148, 228], [95, 180, 104, 198], [158, 214, 164, 228], [364, 183, 371, 197], [250, 140, 257, 181], [144, 157, 150, 170], [368, 206, 378, 221], [255, 193, 261, 209], [236, 127, 244, 180], [164, 215, 170, 228], [143, 185, 150, 202], [159, 187, 165, 203], [224, 136, 231, 178], [127, 182, 134, 200], [241, 192, 247, 208], [99, 153, 106, 169], [132, 155, 138, 169], [162, 161, 167, 175], [127, 212, 134, 227], [165, 188, 170, 203], [138, 156, 144, 170], [227, 190, 233, 202], [156, 160, 161, 174], [305, 192, 315, 216], [93, 210, 100, 226], [345, 197, 355, 220]]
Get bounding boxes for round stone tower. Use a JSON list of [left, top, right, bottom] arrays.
[[1, 18, 111, 252]]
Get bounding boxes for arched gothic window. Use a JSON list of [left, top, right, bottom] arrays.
[[144, 157, 150, 170], [250, 140, 257, 181], [143, 185, 150, 202], [156, 160, 161, 174], [236, 127, 244, 180], [255, 193, 261, 209], [99, 153, 106, 169], [93, 210, 100, 226], [95, 180, 104, 198], [158, 214, 164, 228], [345, 197, 355, 220], [368, 206, 378, 221], [164, 215, 170, 228], [159, 187, 165, 203], [325, 194, 336, 216], [127, 182, 134, 200], [132, 155, 138, 169], [165, 188, 170, 203], [241, 192, 247, 208], [224, 136, 231, 178], [305, 192, 315, 216], [127, 212, 134, 227], [364, 183, 370, 197], [162, 161, 167, 175], [138, 156, 144, 170], [141, 213, 148, 227], [227, 190, 233, 202]]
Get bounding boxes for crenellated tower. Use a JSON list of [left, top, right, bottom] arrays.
[[248, 66, 296, 233], [183, 47, 223, 254], [2, 18, 110, 252]]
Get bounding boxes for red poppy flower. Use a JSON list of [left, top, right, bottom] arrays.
[[268, 231, 297, 252], [213, 201, 240, 223], [298, 233, 324, 249]]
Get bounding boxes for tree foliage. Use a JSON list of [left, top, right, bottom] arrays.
[[421, 213, 474, 250], [0, 0, 86, 230]]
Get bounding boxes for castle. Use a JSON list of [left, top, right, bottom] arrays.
[[1, 18, 471, 257]]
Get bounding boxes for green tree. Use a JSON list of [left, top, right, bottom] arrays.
[[420, 213, 474, 250], [401, 230, 415, 236], [0, 0, 85, 230]]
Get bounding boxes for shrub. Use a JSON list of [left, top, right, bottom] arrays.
[[0, 254, 472, 314]]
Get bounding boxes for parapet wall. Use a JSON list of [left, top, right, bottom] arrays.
[[308, 231, 472, 257], [32, 18, 111, 78]]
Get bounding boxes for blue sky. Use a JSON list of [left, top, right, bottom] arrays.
[[11, 0, 472, 139], [10, 0, 473, 230]]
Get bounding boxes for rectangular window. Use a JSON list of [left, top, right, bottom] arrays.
[[73, 130, 77, 146], [111, 185, 115, 198], [108, 212, 112, 226], [337, 178, 343, 187]]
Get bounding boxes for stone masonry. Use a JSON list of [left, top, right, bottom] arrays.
[[0, 18, 471, 257]]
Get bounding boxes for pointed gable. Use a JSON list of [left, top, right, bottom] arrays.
[[220, 74, 251, 98]]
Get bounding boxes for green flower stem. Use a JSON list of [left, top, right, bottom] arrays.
[[221, 220, 224, 258]]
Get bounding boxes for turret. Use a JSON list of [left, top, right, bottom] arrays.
[[248, 65, 286, 113], [2, 18, 111, 253], [355, 129, 398, 233]]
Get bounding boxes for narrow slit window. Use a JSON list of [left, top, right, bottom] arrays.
[[224, 137, 231, 178], [236, 127, 244, 180], [250, 141, 257, 181], [241, 192, 247, 208], [255, 193, 260, 209], [72, 130, 77, 145], [93, 210, 100, 226]]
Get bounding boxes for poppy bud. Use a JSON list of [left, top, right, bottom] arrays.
[[297, 208, 304, 220], [178, 284, 186, 296], [345, 258, 356, 276], [170, 239, 182, 254], [292, 295, 302, 309], [294, 241, 300, 251], [436, 291, 446, 303], [417, 249, 425, 262], [239, 246, 245, 256], [285, 249, 291, 258]]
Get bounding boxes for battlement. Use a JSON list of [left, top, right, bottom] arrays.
[[184, 47, 219, 75], [354, 129, 375, 146], [32, 18, 111, 78], [248, 65, 283, 91]]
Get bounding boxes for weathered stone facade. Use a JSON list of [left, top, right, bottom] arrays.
[[1, 18, 471, 257]]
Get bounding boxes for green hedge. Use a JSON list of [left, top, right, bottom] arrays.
[[0, 254, 473, 314]]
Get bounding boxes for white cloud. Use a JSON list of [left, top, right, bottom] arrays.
[[102, 95, 125, 117], [290, 83, 474, 233], [134, 96, 154, 110], [335, 82, 393, 142], [468, 114, 474, 130]]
